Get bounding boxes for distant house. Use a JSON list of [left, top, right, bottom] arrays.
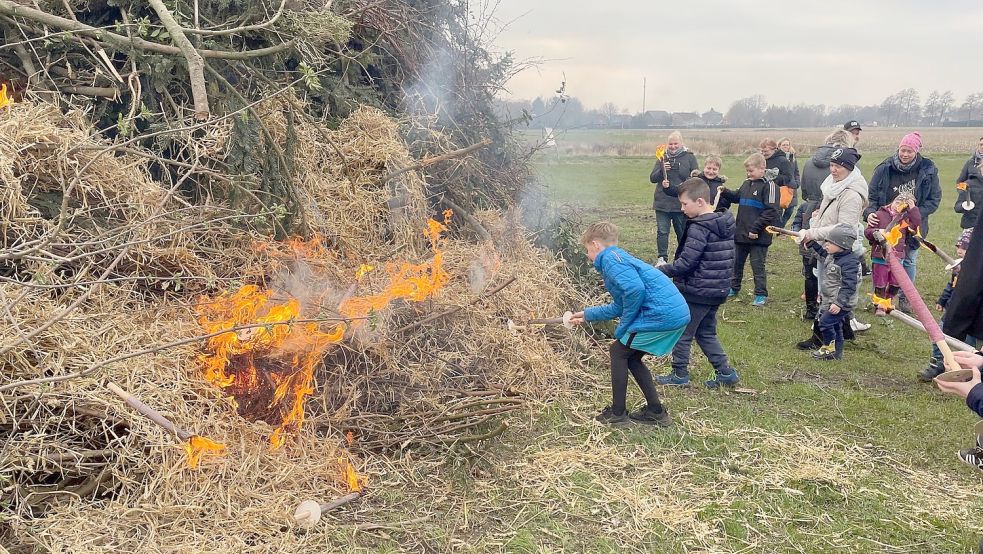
[[701, 108, 724, 126], [636, 110, 671, 128], [671, 112, 701, 127]]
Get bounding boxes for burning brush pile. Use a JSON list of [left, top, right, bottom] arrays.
[[0, 100, 591, 551]]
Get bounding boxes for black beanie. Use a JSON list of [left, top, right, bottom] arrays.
[[830, 147, 861, 172]]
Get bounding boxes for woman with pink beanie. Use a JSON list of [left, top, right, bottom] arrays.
[[865, 131, 942, 313]]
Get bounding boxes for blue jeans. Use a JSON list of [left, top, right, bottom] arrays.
[[931, 316, 978, 360], [671, 303, 733, 378], [902, 247, 918, 282], [780, 203, 797, 226], [656, 210, 686, 259], [819, 309, 851, 358]]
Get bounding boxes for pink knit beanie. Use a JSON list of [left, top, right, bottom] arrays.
[[899, 131, 922, 153]]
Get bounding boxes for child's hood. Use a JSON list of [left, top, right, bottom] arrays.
[[691, 169, 727, 183], [691, 210, 735, 237]]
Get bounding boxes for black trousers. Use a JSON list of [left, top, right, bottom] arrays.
[[803, 257, 818, 315], [609, 338, 663, 415], [732, 243, 769, 296]]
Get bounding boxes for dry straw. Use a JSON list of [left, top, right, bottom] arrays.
[[0, 100, 592, 552]]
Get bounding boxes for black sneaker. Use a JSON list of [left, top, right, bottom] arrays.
[[796, 336, 822, 351], [595, 406, 631, 426], [917, 358, 944, 382], [958, 448, 983, 473], [629, 406, 673, 427], [803, 310, 818, 321]]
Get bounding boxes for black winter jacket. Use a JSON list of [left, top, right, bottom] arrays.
[[664, 170, 732, 211], [719, 178, 780, 245], [765, 150, 794, 187], [650, 150, 699, 212], [955, 157, 983, 229], [866, 155, 942, 240], [660, 211, 736, 306], [800, 145, 837, 203], [943, 216, 983, 341]]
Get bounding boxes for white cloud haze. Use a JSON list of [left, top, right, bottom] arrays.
[[490, 0, 983, 112]]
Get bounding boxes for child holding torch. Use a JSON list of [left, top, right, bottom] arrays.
[[569, 222, 691, 427]]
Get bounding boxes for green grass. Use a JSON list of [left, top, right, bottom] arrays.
[[341, 143, 983, 553]]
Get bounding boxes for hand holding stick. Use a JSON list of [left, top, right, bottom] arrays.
[[507, 311, 574, 333]]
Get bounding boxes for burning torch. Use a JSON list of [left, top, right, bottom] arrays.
[[958, 182, 976, 212], [870, 229, 968, 379], [913, 233, 963, 271]]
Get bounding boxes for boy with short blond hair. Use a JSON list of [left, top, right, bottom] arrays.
[[719, 153, 781, 306], [655, 178, 740, 388], [665, 155, 731, 212], [570, 222, 691, 426]]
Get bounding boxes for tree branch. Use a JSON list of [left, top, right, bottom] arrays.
[[147, 0, 209, 120], [0, 0, 296, 60]]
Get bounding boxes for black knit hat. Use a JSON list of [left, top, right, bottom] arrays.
[[829, 147, 861, 171]]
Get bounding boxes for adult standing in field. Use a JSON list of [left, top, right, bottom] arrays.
[[797, 130, 856, 322], [844, 120, 862, 148], [760, 138, 795, 225], [795, 147, 869, 351], [955, 137, 983, 229], [864, 132, 942, 312], [778, 138, 801, 225], [650, 131, 700, 264]]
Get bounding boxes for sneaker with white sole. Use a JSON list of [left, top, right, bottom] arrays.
[[656, 257, 668, 267], [850, 318, 871, 332], [958, 447, 983, 473], [751, 295, 767, 307]]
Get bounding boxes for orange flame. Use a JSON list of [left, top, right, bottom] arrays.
[[184, 435, 226, 469], [196, 216, 451, 449], [339, 458, 364, 493], [883, 220, 909, 248], [655, 144, 667, 160], [0, 84, 10, 110], [870, 293, 894, 312], [957, 182, 969, 192]]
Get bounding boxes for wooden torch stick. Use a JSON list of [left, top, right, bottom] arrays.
[[710, 187, 724, 211], [887, 310, 977, 352], [106, 381, 191, 440], [765, 226, 801, 239], [294, 492, 363, 528], [913, 235, 961, 270]]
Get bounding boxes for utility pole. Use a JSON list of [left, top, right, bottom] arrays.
[[642, 77, 647, 113]]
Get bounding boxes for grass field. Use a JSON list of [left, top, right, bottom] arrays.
[[505, 136, 983, 552], [341, 133, 983, 553]]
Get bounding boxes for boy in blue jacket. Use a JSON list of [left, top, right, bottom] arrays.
[[654, 178, 741, 389], [570, 222, 691, 427]]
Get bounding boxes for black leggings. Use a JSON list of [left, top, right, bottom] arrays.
[[610, 338, 663, 414]]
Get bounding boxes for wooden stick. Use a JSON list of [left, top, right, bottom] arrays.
[[384, 139, 492, 182], [765, 225, 801, 238], [294, 492, 363, 528], [105, 381, 190, 441], [710, 187, 724, 210], [913, 235, 961, 269], [887, 310, 977, 352]]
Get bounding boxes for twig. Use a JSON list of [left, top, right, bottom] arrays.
[[439, 195, 491, 242], [105, 381, 190, 440], [180, 0, 286, 36], [390, 275, 515, 335], [147, 0, 209, 120], [0, 316, 357, 393], [383, 138, 492, 182]]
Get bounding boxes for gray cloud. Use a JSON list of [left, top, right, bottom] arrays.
[[493, 0, 983, 112]]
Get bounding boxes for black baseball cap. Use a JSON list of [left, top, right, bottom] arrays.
[[843, 120, 862, 131]]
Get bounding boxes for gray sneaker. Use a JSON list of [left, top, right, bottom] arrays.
[[628, 406, 673, 427]]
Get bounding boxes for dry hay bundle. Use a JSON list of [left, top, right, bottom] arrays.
[[1, 101, 592, 551], [255, 97, 428, 254]]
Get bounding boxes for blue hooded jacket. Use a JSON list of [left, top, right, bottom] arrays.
[[660, 211, 736, 305], [584, 246, 690, 339]]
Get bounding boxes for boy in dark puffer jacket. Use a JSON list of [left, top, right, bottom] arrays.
[[655, 179, 740, 388]]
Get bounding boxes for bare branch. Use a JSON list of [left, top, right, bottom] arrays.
[[147, 0, 209, 120]]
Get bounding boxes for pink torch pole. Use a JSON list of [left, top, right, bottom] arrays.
[[880, 239, 961, 372]]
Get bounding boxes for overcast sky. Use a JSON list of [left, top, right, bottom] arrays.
[[490, 0, 983, 113]]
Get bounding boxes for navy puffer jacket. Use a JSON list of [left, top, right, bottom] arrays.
[[660, 211, 736, 305]]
